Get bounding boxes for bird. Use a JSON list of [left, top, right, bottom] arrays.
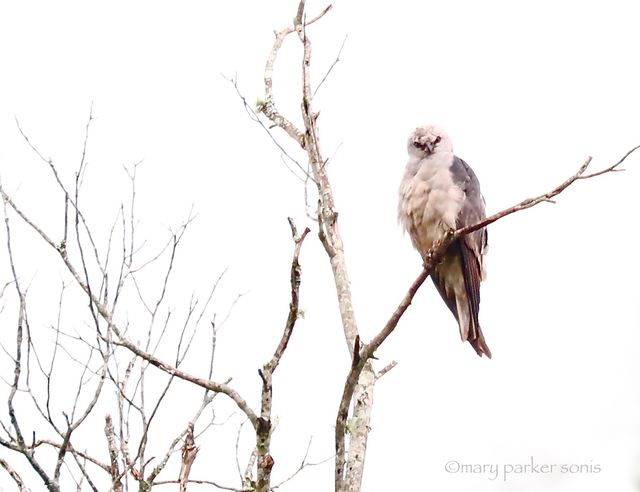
[[398, 125, 491, 358]]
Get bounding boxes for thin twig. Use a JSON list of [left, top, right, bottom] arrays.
[[152, 478, 250, 491], [375, 360, 398, 381], [271, 437, 333, 489], [313, 35, 347, 98], [223, 74, 311, 182]]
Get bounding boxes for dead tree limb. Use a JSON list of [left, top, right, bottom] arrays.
[[104, 415, 123, 492], [179, 423, 198, 492], [0, 456, 28, 492], [255, 218, 310, 492], [254, 3, 377, 490]]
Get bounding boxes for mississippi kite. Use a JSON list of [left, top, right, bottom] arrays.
[[398, 125, 491, 358]]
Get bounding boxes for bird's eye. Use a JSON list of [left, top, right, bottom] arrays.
[[434, 136, 441, 145]]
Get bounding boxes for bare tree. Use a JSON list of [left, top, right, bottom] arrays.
[[0, 114, 229, 490], [0, 102, 320, 489], [245, 2, 639, 492], [0, 2, 637, 492]]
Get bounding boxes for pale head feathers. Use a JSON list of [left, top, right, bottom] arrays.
[[407, 125, 454, 158]]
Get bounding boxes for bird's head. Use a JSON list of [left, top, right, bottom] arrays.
[[407, 125, 453, 157]]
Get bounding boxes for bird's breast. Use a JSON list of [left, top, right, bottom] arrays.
[[398, 154, 463, 254]]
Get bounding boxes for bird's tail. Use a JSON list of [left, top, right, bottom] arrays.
[[468, 326, 492, 358]]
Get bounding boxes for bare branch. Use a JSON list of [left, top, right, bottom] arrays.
[[152, 478, 250, 491], [272, 437, 333, 490], [146, 390, 218, 484], [2, 187, 59, 491], [375, 360, 398, 381], [313, 35, 348, 98], [0, 456, 28, 492], [104, 415, 123, 492], [257, 3, 333, 147], [30, 439, 110, 473], [259, 28, 305, 146], [223, 74, 310, 183], [255, 218, 310, 492], [256, 4, 368, 491], [264, 218, 310, 374], [456, 146, 639, 238], [0, 185, 260, 430], [297, 5, 360, 355], [53, 417, 73, 482], [580, 144, 638, 179], [241, 430, 256, 490], [179, 423, 198, 492]]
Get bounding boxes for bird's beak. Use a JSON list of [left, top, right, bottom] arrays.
[[413, 139, 434, 154]]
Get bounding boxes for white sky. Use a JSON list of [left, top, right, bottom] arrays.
[[1, 1, 639, 491]]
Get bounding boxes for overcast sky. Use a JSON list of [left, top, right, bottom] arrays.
[[1, 1, 639, 491]]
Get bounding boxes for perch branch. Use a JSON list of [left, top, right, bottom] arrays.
[[334, 144, 640, 488]]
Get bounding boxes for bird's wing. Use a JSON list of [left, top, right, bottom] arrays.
[[450, 156, 487, 260], [450, 155, 488, 336]]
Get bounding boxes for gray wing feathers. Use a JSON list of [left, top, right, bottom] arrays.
[[452, 156, 486, 322], [448, 156, 491, 357], [450, 156, 488, 261]]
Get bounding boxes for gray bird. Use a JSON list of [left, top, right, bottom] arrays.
[[398, 125, 491, 358]]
